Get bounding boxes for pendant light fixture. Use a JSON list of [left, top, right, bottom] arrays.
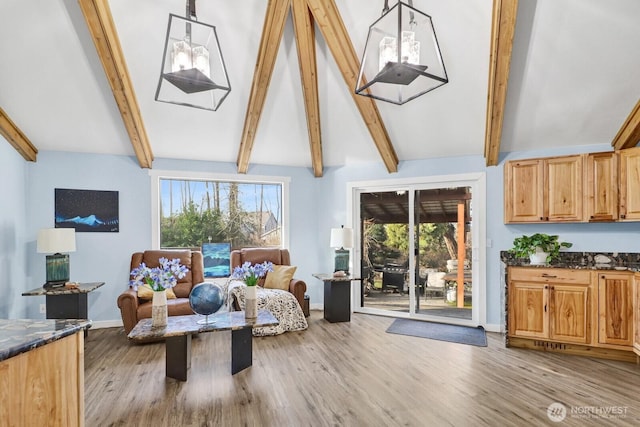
[[155, 0, 231, 111], [355, 0, 448, 105]]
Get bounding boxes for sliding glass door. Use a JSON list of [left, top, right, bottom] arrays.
[[361, 190, 411, 316], [353, 175, 484, 326]]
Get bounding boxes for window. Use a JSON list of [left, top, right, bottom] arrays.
[[150, 171, 289, 250]]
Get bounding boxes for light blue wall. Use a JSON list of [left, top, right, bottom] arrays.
[[10, 142, 640, 328], [25, 152, 151, 319], [0, 138, 29, 318]]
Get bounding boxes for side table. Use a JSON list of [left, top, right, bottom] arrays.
[[312, 274, 360, 323], [22, 282, 105, 335]]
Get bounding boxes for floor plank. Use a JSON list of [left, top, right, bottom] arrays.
[[84, 311, 640, 426]]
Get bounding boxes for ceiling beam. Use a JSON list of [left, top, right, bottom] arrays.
[[0, 107, 37, 161], [78, 0, 153, 169], [306, 0, 398, 173], [612, 99, 640, 150], [291, 1, 323, 177], [237, 0, 291, 174], [484, 0, 518, 166]]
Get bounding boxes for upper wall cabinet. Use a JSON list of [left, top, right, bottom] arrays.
[[505, 148, 640, 224], [504, 155, 583, 223], [585, 151, 618, 222], [504, 159, 543, 222], [619, 147, 640, 221]]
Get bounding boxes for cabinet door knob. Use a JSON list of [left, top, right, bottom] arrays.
[[540, 217, 544, 220], [621, 214, 626, 219]]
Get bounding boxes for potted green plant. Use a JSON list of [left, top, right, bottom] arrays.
[[509, 233, 572, 265]]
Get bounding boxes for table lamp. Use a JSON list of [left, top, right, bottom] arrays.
[[37, 228, 76, 288], [330, 225, 353, 274]]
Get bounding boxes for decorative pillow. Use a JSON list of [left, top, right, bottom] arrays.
[[264, 265, 297, 291], [137, 284, 177, 300]]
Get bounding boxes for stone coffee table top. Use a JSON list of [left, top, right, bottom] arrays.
[[127, 309, 278, 341]]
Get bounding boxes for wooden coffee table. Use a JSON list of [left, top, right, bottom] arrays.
[[127, 310, 278, 381]]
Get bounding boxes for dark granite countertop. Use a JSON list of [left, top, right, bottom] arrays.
[[500, 251, 640, 272], [0, 319, 92, 362]]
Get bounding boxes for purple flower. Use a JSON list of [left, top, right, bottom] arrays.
[[231, 261, 274, 286], [129, 257, 189, 292]]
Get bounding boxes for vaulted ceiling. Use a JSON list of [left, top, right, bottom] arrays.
[[1, 0, 639, 177]]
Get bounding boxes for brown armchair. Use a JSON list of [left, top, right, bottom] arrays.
[[117, 249, 204, 334], [230, 248, 306, 309]]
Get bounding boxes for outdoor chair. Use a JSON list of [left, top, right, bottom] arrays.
[[425, 271, 446, 300]]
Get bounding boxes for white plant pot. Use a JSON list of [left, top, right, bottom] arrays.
[[529, 252, 549, 266], [152, 290, 168, 327], [245, 285, 258, 319]]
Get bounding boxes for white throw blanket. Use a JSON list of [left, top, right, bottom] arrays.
[[226, 279, 308, 336]]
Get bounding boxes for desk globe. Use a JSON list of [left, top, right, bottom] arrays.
[[189, 282, 225, 324]]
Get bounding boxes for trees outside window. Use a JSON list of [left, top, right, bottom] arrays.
[[159, 178, 283, 249]]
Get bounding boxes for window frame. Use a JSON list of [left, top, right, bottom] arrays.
[[149, 169, 291, 250]]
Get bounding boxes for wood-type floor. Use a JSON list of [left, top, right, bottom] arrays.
[[85, 311, 640, 426]]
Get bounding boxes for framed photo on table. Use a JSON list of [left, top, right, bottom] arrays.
[[202, 243, 231, 278]]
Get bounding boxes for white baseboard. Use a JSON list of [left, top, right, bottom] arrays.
[[91, 319, 123, 329], [483, 323, 502, 333]]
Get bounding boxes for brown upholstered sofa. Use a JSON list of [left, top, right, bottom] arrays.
[[117, 249, 204, 334], [230, 248, 306, 309]]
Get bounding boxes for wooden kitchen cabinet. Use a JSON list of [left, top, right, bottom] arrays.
[[508, 268, 592, 344], [504, 155, 582, 223], [619, 147, 640, 221], [508, 281, 548, 339], [598, 272, 634, 346], [549, 284, 591, 344], [634, 272, 640, 357], [504, 159, 544, 223], [585, 151, 618, 221]]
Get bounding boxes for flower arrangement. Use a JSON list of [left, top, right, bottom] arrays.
[[129, 257, 189, 292], [231, 261, 273, 286]]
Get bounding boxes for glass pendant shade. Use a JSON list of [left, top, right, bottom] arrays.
[[356, 1, 448, 105], [155, 13, 231, 111]]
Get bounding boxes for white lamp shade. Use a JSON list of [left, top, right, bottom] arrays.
[[330, 227, 353, 249], [37, 228, 76, 254]]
